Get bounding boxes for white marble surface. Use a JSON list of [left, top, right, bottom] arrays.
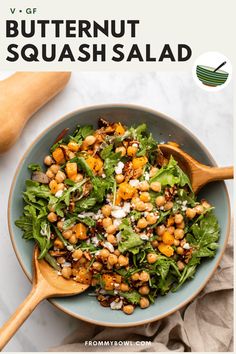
[[0, 71, 233, 352]]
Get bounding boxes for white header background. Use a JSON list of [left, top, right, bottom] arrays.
[[0, 0, 235, 71]]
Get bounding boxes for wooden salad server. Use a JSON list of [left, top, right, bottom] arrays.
[[0, 247, 89, 350], [0, 72, 71, 154], [159, 144, 233, 193]]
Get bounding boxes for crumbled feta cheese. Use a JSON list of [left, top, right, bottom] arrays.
[[62, 262, 71, 268], [104, 241, 114, 253], [132, 143, 139, 148], [144, 172, 150, 181], [102, 173, 106, 178], [110, 300, 123, 310], [140, 234, 149, 241], [111, 207, 126, 219], [91, 236, 99, 246], [183, 243, 191, 250], [129, 179, 139, 187], [66, 245, 74, 251], [95, 251, 100, 256], [113, 219, 121, 228], [55, 190, 63, 198], [123, 202, 131, 213], [130, 216, 135, 222], [115, 161, 124, 175], [86, 239, 91, 245], [78, 212, 95, 218], [116, 231, 122, 243]]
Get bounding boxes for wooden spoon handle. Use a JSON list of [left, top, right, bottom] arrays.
[[0, 284, 47, 350], [202, 166, 234, 182], [0, 72, 71, 153]]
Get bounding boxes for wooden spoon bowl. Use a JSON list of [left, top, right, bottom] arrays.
[[0, 247, 89, 350], [159, 144, 233, 193]]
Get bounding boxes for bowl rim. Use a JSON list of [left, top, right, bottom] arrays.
[[8, 103, 231, 327]]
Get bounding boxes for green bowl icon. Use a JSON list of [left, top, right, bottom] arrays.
[[196, 65, 229, 87]]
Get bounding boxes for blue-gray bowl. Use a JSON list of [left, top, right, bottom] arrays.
[[8, 104, 230, 327]]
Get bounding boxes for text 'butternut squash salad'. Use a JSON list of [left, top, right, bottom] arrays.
[[16, 118, 220, 315]]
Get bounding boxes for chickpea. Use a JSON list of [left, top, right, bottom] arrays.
[[194, 205, 204, 214], [47, 212, 57, 223], [106, 225, 117, 234], [61, 267, 72, 279], [140, 297, 150, 309], [156, 224, 165, 236], [57, 257, 65, 264], [151, 240, 159, 248], [149, 166, 158, 177], [107, 234, 117, 245], [147, 253, 158, 264], [44, 155, 53, 166], [177, 260, 185, 271], [102, 217, 112, 228], [62, 229, 73, 239], [46, 169, 55, 179], [127, 146, 138, 157], [72, 249, 83, 260], [174, 229, 185, 240], [178, 221, 185, 229], [115, 174, 125, 184], [108, 254, 118, 266], [173, 239, 180, 246], [150, 181, 162, 192], [68, 151, 76, 160], [164, 201, 174, 211], [57, 220, 64, 231], [54, 238, 64, 249], [123, 305, 134, 315], [140, 192, 150, 203], [201, 200, 211, 209], [69, 235, 77, 244], [57, 183, 65, 191], [176, 246, 184, 255], [68, 141, 79, 152], [135, 201, 147, 212], [101, 204, 112, 217], [146, 213, 158, 225], [70, 173, 83, 183], [139, 285, 150, 295], [92, 261, 103, 271], [138, 181, 149, 191], [114, 249, 121, 256], [155, 196, 166, 207], [137, 218, 148, 229], [131, 273, 140, 281], [120, 283, 130, 292], [99, 249, 110, 258], [167, 226, 175, 235], [145, 203, 153, 212], [84, 135, 96, 146], [55, 170, 66, 183], [115, 146, 126, 157], [50, 164, 60, 174], [186, 208, 196, 219], [174, 214, 184, 224], [139, 271, 149, 282], [118, 255, 129, 267]]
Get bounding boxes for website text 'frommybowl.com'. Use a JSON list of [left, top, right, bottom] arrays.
[[84, 340, 152, 347]]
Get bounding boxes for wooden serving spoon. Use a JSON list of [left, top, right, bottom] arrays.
[[159, 144, 233, 193], [0, 72, 71, 154], [0, 247, 89, 350]]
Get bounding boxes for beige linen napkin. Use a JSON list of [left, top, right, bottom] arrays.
[[50, 234, 233, 352]]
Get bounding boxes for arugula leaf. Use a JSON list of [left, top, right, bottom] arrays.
[[118, 223, 144, 253], [70, 125, 94, 144], [173, 212, 220, 291], [75, 196, 97, 212], [28, 163, 42, 172], [119, 291, 141, 304], [150, 155, 192, 189], [101, 146, 121, 177]]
